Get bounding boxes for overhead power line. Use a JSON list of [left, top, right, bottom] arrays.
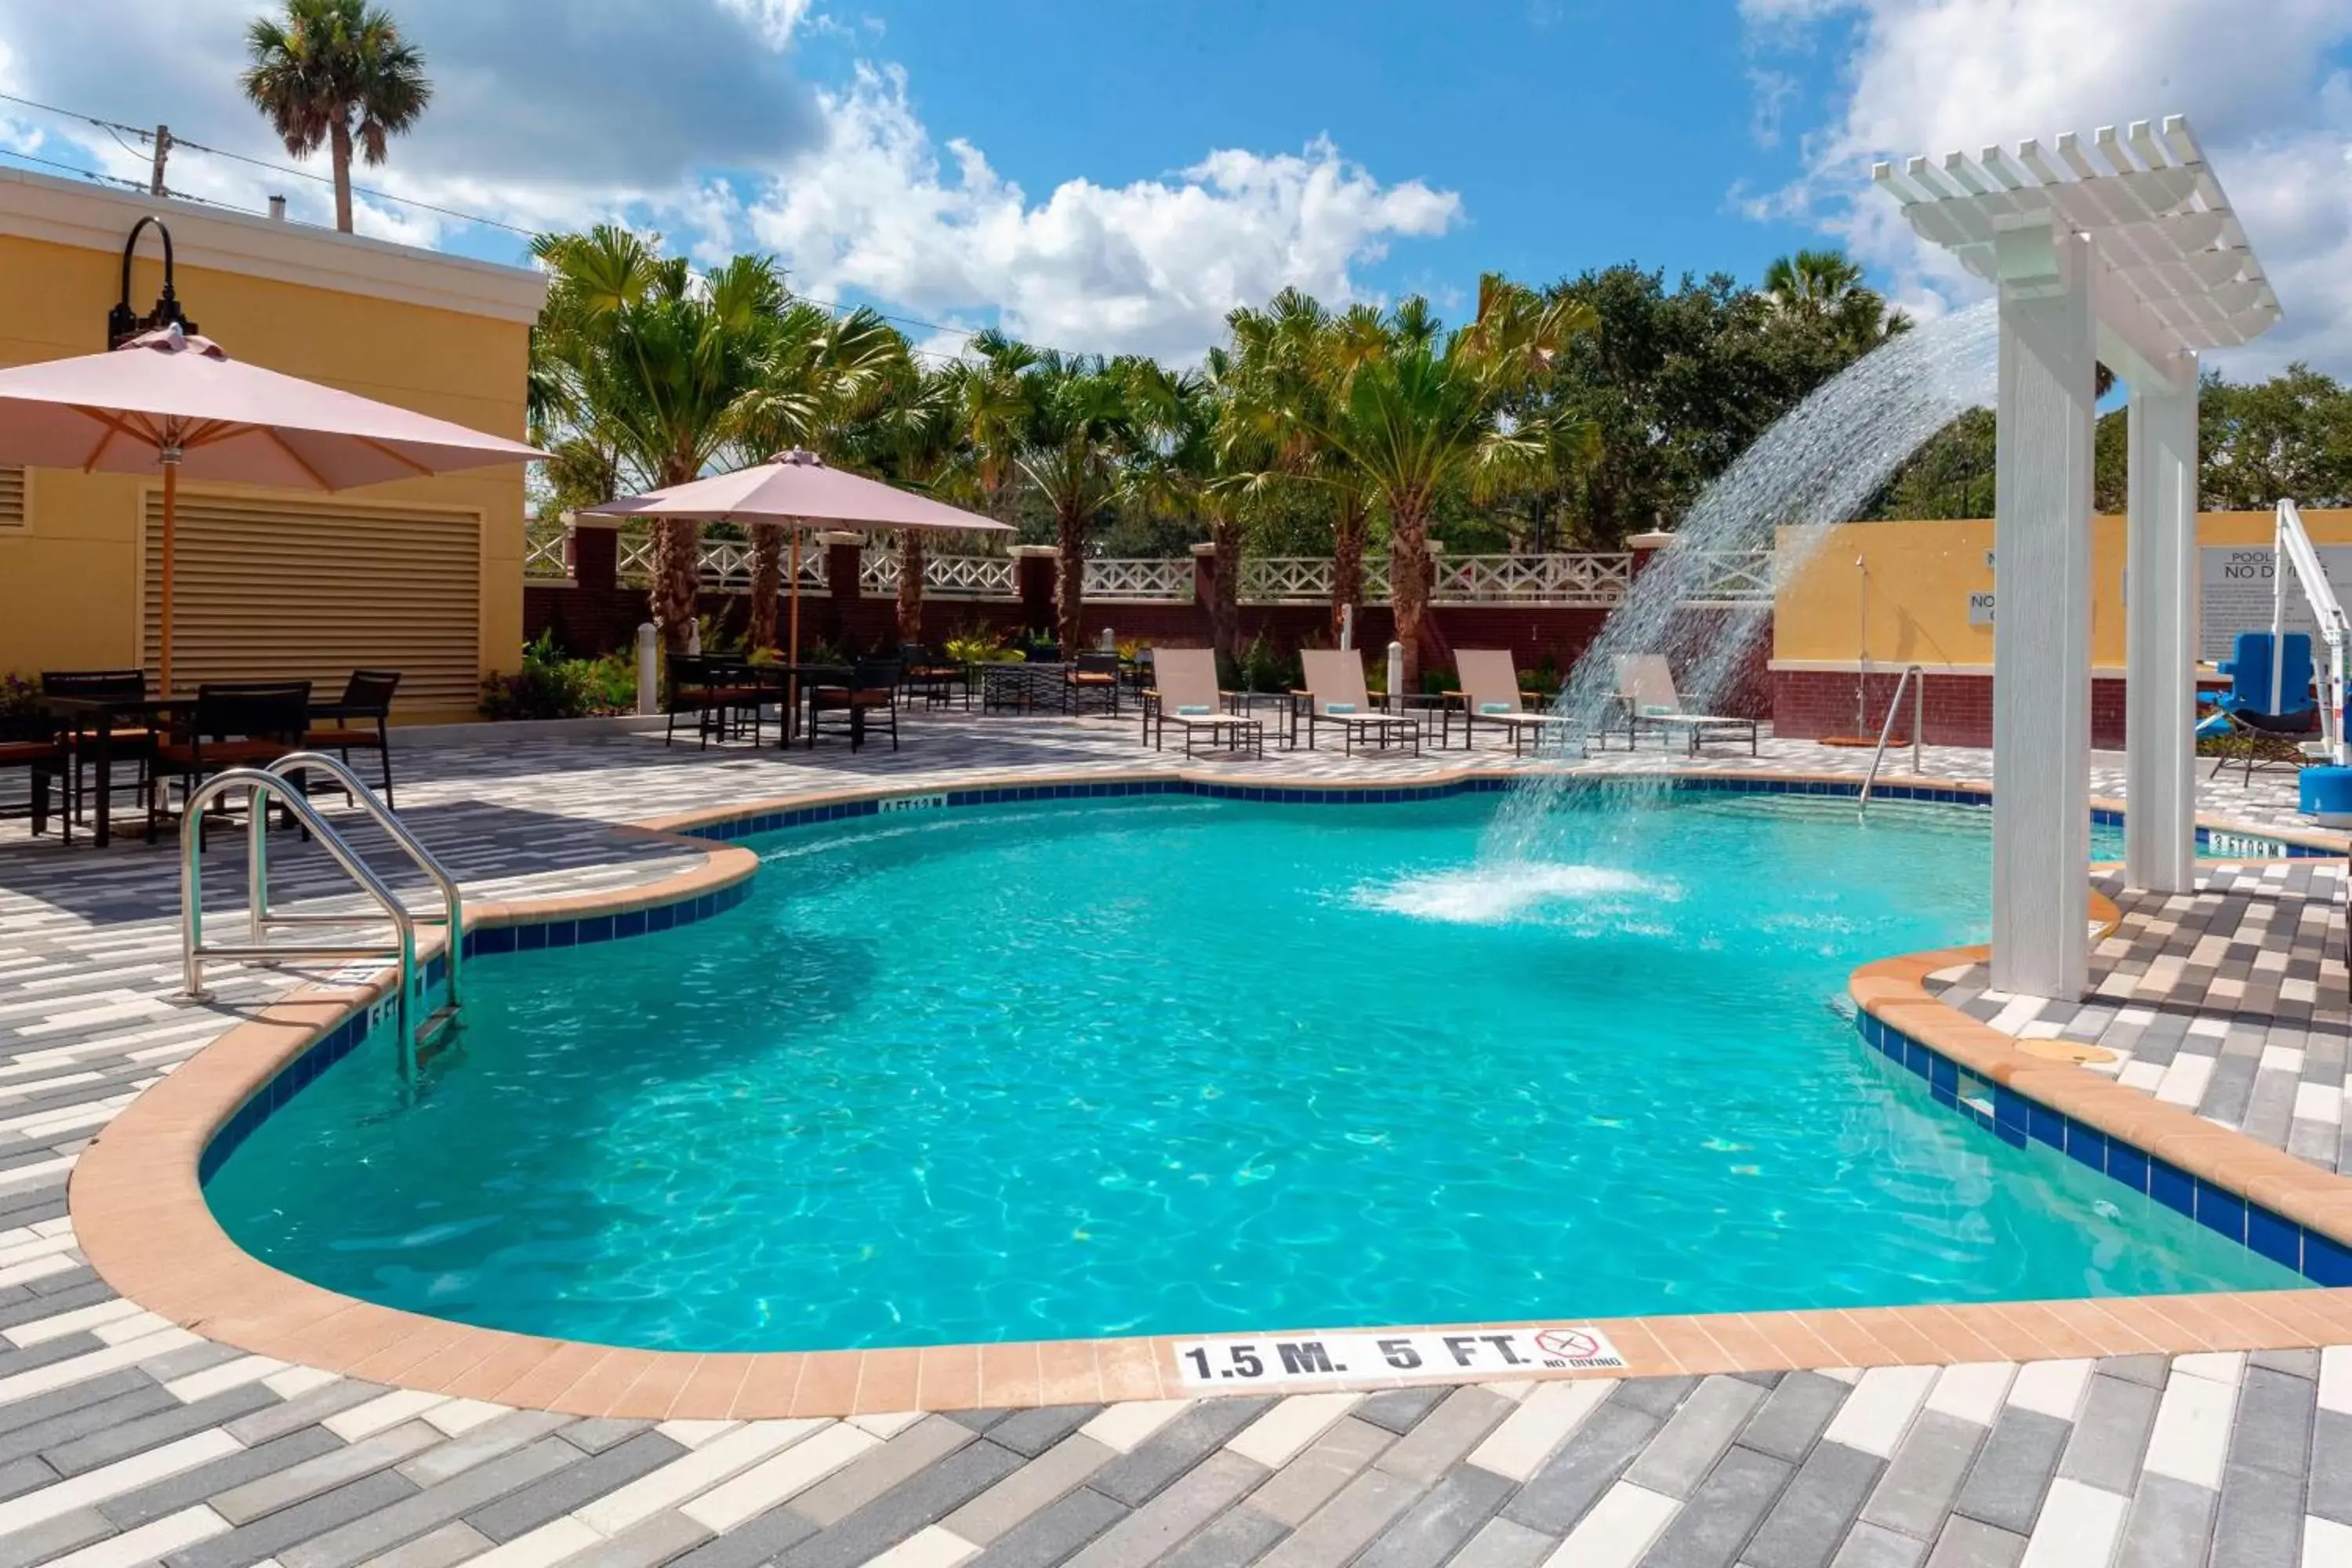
[[0, 86, 1023, 361]]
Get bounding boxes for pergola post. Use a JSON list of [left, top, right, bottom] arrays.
[[2125, 361, 2201, 894], [1991, 224, 2096, 1000]]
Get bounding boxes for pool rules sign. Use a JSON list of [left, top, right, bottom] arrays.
[[1171, 1326, 1625, 1389]]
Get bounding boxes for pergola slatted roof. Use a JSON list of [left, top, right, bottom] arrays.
[[1872, 114, 2279, 356]]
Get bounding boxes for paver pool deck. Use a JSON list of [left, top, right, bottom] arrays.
[[2, 712, 2349, 1568]]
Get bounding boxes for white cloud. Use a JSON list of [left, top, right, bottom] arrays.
[[0, 5, 1457, 362], [1744, 0, 2352, 379], [727, 64, 1461, 361]]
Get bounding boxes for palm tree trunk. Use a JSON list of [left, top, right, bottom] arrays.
[[1331, 501, 1367, 644], [1056, 508, 1086, 655], [748, 523, 786, 651], [329, 118, 354, 234], [650, 517, 702, 651], [1388, 501, 1432, 695], [896, 532, 926, 646], [1207, 519, 1243, 665]]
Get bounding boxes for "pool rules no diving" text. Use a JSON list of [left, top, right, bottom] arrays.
[[1170, 1327, 1624, 1388]]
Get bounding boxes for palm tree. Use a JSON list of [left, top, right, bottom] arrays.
[[1126, 360, 1232, 659], [529, 230, 790, 648], [242, 0, 431, 234], [734, 304, 909, 650], [837, 361, 962, 644], [1014, 353, 1138, 653], [1295, 275, 1595, 692], [1762, 248, 1910, 351]]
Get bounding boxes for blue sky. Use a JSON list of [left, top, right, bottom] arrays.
[[1, 0, 2348, 373]]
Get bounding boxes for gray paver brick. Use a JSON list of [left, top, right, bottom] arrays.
[[1743, 1441, 1883, 1568], [1638, 1444, 1793, 1568], [169, 1470, 423, 1568], [967, 1485, 1127, 1568], [561, 1417, 655, 1455], [1503, 1401, 1661, 1535], [1158, 1503, 1288, 1568], [2207, 1459, 2304, 1568], [2112, 1472, 2216, 1568], [941, 1432, 1115, 1546], [350, 1519, 493, 1568], [211, 1421, 445, 1526], [788, 1414, 977, 1529], [1064, 1449, 1268, 1568], [985, 1405, 1104, 1458], [1240, 1414, 1392, 1527], [1254, 1464, 1425, 1568], [665, 1494, 819, 1568], [0, 1383, 177, 1468], [2249, 1348, 2320, 1380], [779, 1438, 1025, 1568], [222, 1381, 387, 1447], [283, 1434, 585, 1568], [395, 1409, 576, 1487], [1951, 1409, 2069, 1536], [1919, 1515, 2024, 1568], [100, 1426, 343, 1530], [1373, 1385, 1512, 1485], [1615, 1376, 1701, 1420], [560, 1509, 715, 1568], [42, 1380, 281, 1475], [1352, 1463, 1515, 1568], [1861, 1412, 1987, 1540], [0, 1503, 114, 1568], [1627, 1375, 1772, 1500], [1088, 1397, 1272, 1508], [2313, 1409, 2352, 1526], [1354, 1386, 1448, 1435], [2056, 1374, 2160, 1494], [2227, 1364, 2317, 1478], [0, 1366, 155, 1442], [1828, 1521, 1927, 1568], [1741, 1372, 1852, 1464], [1448, 1516, 1559, 1568], [462, 1429, 685, 1543]]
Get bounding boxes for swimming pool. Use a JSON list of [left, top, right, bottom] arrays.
[[204, 789, 2299, 1353]]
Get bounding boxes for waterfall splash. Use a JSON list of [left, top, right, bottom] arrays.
[[1482, 299, 2002, 863]]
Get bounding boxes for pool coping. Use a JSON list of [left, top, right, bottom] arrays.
[[66, 764, 2352, 1419]]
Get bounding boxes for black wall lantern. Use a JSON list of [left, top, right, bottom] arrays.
[[105, 216, 198, 350]]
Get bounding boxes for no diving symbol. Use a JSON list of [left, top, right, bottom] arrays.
[[1534, 1327, 1599, 1360]]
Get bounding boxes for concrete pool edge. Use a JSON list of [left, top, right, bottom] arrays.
[[66, 765, 2352, 1420]]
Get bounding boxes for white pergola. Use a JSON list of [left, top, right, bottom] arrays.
[[1872, 116, 2281, 999]]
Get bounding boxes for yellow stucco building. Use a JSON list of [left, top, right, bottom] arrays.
[[0, 168, 544, 722]]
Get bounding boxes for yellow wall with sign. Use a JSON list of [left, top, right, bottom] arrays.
[[1772, 510, 2352, 673], [0, 180, 536, 722]]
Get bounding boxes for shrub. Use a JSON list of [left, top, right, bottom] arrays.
[[1237, 632, 1294, 694], [480, 632, 635, 721]]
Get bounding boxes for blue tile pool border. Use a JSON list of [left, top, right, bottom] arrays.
[[1855, 1006, 2352, 1289]]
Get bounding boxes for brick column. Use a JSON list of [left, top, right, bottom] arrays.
[[1011, 546, 1059, 638], [571, 522, 618, 592], [1625, 528, 1673, 581], [819, 533, 865, 604]]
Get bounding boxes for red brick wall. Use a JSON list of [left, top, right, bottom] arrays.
[[521, 584, 1771, 716], [1771, 667, 2128, 749]]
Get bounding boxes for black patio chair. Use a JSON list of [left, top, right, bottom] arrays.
[[0, 710, 69, 843], [666, 655, 766, 748], [147, 680, 312, 837], [808, 658, 902, 752], [306, 669, 401, 806], [40, 669, 152, 833], [898, 643, 964, 710], [1064, 651, 1120, 717]]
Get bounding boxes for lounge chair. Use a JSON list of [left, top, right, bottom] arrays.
[[1290, 650, 1420, 755], [1447, 650, 1582, 756], [1611, 655, 1758, 755], [1141, 648, 1261, 757]]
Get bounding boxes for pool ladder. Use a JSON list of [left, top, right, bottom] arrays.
[[180, 752, 463, 1076], [1857, 665, 1926, 819]]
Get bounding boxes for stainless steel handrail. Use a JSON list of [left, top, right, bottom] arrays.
[[261, 751, 464, 1013], [1857, 664, 1926, 818], [181, 768, 423, 1067]]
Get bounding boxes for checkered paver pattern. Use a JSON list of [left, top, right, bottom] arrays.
[[2, 712, 2348, 1566]]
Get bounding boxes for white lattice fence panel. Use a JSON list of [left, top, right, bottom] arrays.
[[1085, 557, 1193, 600], [1680, 549, 1777, 605], [524, 521, 570, 580], [1240, 557, 1337, 603], [924, 555, 1018, 597], [1432, 553, 1632, 604]]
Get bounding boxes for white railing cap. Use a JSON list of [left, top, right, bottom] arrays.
[[1007, 544, 1061, 558]]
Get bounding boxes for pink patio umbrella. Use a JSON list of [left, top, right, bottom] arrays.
[[0, 324, 545, 692], [579, 448, 1011, 672]]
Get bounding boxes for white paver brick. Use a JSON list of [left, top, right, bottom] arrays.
[[1541, 1479, 1679, 1567], [1469, 1379, 1619, 1481], [1227, 1392, 1363, 1469], [1925, 1364, 2016, 1426], [1077, 1399, 1191, 1454], [681, 1422, 878, 1534], [2006, 1360, 2094, 1421], [1822, 1366, 1939, 1459], [2018, 1478, 2126, 1567], [2142, 1367, 2238, 1488]]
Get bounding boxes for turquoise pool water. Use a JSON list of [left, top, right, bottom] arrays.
[[205, 792, 2297, 1352]]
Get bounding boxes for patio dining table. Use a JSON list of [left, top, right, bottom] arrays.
[[40, 693, 190, 848]]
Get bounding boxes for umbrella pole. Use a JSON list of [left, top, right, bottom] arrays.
[[787, 525, 802, 741], [158, 449, 180, 696]]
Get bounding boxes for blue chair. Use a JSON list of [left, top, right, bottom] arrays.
[[2208, 631, 2319, 783]]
